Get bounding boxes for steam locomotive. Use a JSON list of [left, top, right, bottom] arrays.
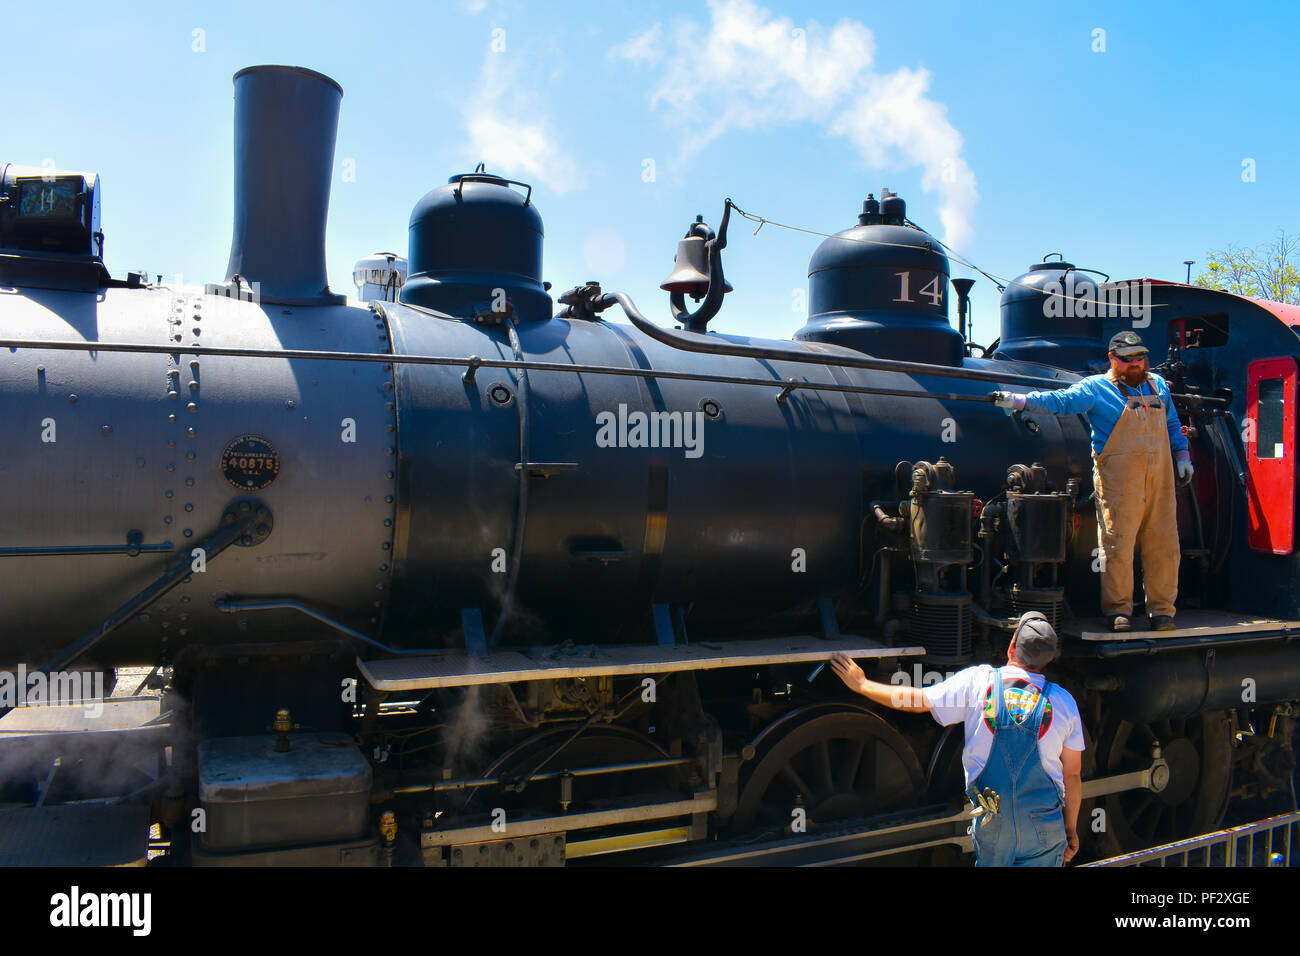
[[1, 65, 1296, 866]]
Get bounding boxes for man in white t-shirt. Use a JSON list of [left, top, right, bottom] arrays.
[[831, 612, 1084, 865]]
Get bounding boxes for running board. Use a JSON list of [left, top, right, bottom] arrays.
[[420, 790, 716, 854], [0, 806, 150, 866], [1080, 619, 1300, 641], [661, 803, 973, 867], [0, 696, 163, 737], [359, 635, 925, 691]]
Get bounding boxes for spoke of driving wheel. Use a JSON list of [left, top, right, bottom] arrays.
[[859, 739, 876, 798], [1124, 793, 1154, 838], [1163, 807, 1179, 843], [816, 739, 835, 795], [1128, 791, 1155, 822], [780, 763, 815, 805], [1136, 805, 1160, 841], [876, 755, 909, 808], [732, 712, 923, 835], [839, 738, 866, 792]]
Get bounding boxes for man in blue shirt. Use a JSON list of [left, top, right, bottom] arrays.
[[991, 331, 1192, 632]]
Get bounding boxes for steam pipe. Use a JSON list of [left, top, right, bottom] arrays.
[[875, 551, 892, 627], [1, 505, 263, 718], [870, 502, 905, 626], [489, 316, 532, 650], [977, 502, 1001, 608], [871, 502, 905, 534], [968, 603, 1019, 632], [0, 333, 1229, 409], [598, 291, 1079, 391], [0, 336, 1041, 404], [217, 597, 447, 656]]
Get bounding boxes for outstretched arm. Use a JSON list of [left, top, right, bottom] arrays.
[[991, 377, 1102, 417], [830, 653, 933, 713], [1023, 377, 1104, 417]]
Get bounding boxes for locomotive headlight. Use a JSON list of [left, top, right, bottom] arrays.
[[16, 176, 84, 222], [0, 167, 99, 261]]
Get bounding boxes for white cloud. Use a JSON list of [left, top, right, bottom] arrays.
[[462, 53, 582, 195], [612, 0, 978, 249], [462, 0, 488, 13], [833, 70, 977, 251], [609, 22, 664, 67]]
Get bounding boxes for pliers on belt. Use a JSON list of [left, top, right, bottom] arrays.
[[970, 787, 1001, 826]]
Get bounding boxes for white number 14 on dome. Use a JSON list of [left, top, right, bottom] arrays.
[[894, 272, 944, 307]]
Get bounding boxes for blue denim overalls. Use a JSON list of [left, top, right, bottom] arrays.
[[967, 668, 1067, 867]]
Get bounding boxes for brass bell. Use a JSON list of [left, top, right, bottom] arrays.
[[660, 218, 734, 301], [661, 236, 711, 298]]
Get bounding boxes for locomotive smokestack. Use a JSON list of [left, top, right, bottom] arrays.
[[215, 65, 345, 305]]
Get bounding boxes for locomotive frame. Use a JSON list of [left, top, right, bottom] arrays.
[[1, 64, 1297, 868]]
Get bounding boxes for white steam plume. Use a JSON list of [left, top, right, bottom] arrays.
[[612, 0, 978, 249]]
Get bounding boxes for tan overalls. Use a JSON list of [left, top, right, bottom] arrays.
[[1092, 369, 1179, 619]]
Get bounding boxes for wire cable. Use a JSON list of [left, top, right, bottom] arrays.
[[726, 200, 1172, 312]]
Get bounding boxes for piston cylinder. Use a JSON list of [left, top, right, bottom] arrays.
[[1005, 492, 1069, 563], [910, 492, 975, 566]]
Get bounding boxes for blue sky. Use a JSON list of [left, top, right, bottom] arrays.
[[6, 0, 1297, 345]]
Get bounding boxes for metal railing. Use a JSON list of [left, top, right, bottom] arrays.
[[1085, 810, 1299, 867]]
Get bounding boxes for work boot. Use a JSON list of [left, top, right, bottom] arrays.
[[1110, 615, 1131, 632], [1151, 615, 1176, 631]]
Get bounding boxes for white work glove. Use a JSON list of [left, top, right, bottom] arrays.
[[989, 391, 1027, 416], [1177, 460, 1194, 486]]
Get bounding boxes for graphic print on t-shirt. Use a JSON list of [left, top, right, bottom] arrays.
[[982, 676, 1053, 739]]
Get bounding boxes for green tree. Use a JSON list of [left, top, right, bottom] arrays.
[[1194, 230, 1300, 304]]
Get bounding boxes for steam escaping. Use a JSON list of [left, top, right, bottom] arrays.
[[0, 666, 175, 809], [612, 0, 979, 250], [463, 54, 583, 196], [442, 685, 491, 774]]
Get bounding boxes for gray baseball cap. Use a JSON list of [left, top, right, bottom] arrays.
[[1012, 611, 1059, 669], [1108, 330, 1148, 358]]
